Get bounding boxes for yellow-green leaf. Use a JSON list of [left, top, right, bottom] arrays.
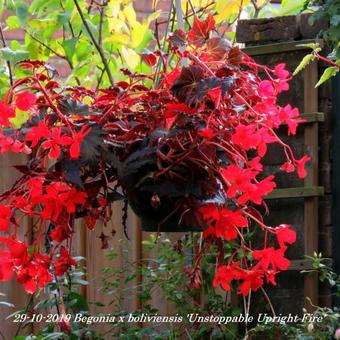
[[131, 22, 148, 48], [315, 66, 339, 87], [121, 45, 140, 68], [10, 109, 29, 128], [146, 10, 162, 25], [293, 53, 313, 76], [214, 0, 251, 24], [123, 4, 137, 27]]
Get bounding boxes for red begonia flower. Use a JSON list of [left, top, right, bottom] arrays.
[[0, 205, 11, 231], [0, 101, 15, 127], [295, 155, 311, 179], [274, 63, 290, 79], [276, 224, 296, 248], [54, 246, 77, 276], [15, 92, 37, 111]]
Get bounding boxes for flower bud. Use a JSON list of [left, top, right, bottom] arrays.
[[307, 323, 314, 333], [335, 329, 340, 340]]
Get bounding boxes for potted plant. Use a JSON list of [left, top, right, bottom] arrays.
[[0, 16, 308, 298]]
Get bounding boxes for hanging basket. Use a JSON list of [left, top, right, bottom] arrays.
[[127, 184, 226, 232]]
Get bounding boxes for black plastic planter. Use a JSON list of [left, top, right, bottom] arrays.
[[127, 187, 225, 232], [128, 190, 205, 232]]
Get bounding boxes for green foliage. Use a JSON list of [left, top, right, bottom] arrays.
[[98, 235, 241, 339], [310, 0, 340, 58], [293, 42, 340, 85], [249, 254, 340, 340], [302, 252, 340, 296], [315, 66, 339, 86], [11, 260, 99, 339], [1, 0, 160, 89], [248, 306, 340, 339]]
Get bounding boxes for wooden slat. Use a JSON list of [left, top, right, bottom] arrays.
[[0, 154, 33, 338], [288, 259, 314, 271], [300, 112, 325, 123], [288, 258, 333, 271], [265, 186, 324, 200], [303, 60, 319, 309], [242, 39, 324, 56]]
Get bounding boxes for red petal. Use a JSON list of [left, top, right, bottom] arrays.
[[15, 92, 37, 111]]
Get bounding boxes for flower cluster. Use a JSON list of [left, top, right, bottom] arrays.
[[0, 16, 308, 297]]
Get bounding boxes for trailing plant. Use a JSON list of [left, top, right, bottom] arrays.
[[0, 13, 309, 335]]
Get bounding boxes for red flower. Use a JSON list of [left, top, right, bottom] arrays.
[[40, 182, 70, 221], [0, 205, 11, 231], [0, 133, 31, 155], [258, 80, 274, 97], [41, 128, 72, 159], [279, 104, 304, 135], [50, 225, 71, 243], [199, 204, 220, 221], [221, 165, 257, 198], [8, 239, 28, 266], [16, 253, 52, 293], [59, 188, 87, 213], [15, 92, 37, 111], [231, 124, 261, 151], [215, 208, 248, 240], [0, 251, 13, 281], [275, 79, 289, 93], [238, 270, 264, 296], [274, 64, 289, 79], [276, 224, 296, 248], [69, 125, 91, 159], [237, 176, 276, 205], [0, 101, 15, 127], [253, 247, 290, 271], [295, 155, 311, 179], [213, 262, 240, 291], [25, 122, 50, 147], [265, 269, 277, 286], [201, 205, 248, 240], [280, 161, 295, 173], [27, 177, 45, 205], [54, 246, 77, 276]]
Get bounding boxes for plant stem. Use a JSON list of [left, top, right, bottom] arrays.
[[15, 293, 34, 337], [261, 286, 276, 316], [73, 0, 115, 87], [0, 24, 13, 86], [175, 0, 184, 30]]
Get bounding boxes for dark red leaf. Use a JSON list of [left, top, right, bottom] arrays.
[[188, 14, 215, 47], [169, 29, 187, 49], [205, 38, 230, 61], [227, 46, 243, 67], [141, 52, 157, 66]]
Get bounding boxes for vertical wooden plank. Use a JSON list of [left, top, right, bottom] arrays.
[[303, 61, 319, 307], [0, 153, 33, 338], [127, 208, 142, 311], [85, 201, 124, 333]]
